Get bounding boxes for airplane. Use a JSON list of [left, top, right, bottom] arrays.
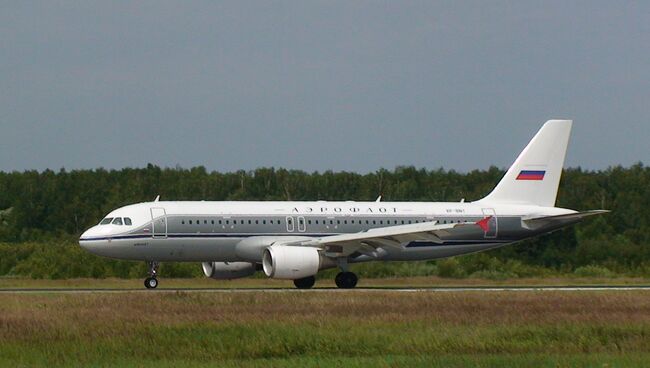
[[79, 119, 607, 289]]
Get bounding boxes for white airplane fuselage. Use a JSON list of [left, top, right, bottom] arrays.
[[79, 200, 574, 262], [78, 119, 607, 288]]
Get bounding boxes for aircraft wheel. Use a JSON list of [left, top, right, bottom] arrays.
[[335, 272, 358, 289], [293, 276, 316, 289], [144, 277, 158, 289]]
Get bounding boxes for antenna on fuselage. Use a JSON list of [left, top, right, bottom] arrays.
[[375, 195, 382, 202], [154, 195, 160, 202]]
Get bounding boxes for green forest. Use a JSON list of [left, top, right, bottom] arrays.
[[0, 163, 649, 279]]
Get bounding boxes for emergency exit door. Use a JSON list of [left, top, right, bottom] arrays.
[[481, 208, 498, 238]]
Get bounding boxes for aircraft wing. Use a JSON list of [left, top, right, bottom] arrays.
[[279, 221, 483, 257]]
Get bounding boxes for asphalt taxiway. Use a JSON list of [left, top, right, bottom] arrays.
[[1, 286, 649, 294]]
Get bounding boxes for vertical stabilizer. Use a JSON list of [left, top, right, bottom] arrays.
[[478, 119, 572, 207]]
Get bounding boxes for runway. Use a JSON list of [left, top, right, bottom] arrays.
[[1, 285, 650, 294]]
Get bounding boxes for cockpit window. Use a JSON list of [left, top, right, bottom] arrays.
[[124, 217, 132, 226], [112, 217, 123, 225], [100, 217, 113, 225]]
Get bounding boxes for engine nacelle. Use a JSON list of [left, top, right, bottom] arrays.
[[262, 245, 322, 279], [202, 261, 256, 280]]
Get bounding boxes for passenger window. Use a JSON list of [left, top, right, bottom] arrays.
[[263, 220, 266, 225], [112, 217, 123, 225], [124, 218, 132, 226], [204, 220, 208, 224], [182, 220, 185, 225], [100, 217, 113, 225], [211, 220, 214, 225], [255, 220, 259, 224], [278, 220, 282, 225]]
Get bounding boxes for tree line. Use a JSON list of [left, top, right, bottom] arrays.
[[0, 163, 648, 278]]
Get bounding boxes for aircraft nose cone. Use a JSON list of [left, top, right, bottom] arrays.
[[79, 226, 100, 251], [79, 232, 89, 249]]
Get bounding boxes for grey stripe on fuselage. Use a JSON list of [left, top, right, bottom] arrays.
[[87, 214, 531, 242]]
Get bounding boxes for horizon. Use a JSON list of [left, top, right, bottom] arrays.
[[0, 161, 645, 176]]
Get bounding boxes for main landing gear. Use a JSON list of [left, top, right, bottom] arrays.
[[335, 271, 358, 289], [334, 258, 358, 289], [293, 276, 316, 289], [291, 273, 358, 289], [144, 261, 159, 289]]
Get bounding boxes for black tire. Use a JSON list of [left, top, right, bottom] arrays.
[[293, 276, 316, 289], [335, 272, 358, 289], [144, 277, 158, 289]]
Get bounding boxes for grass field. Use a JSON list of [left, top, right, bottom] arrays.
[[1, 288, 650, 367]]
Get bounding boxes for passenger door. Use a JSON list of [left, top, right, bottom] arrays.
[[151, 207, 167, 238]]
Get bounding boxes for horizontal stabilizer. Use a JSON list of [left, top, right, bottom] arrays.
[[522, 210, 609, 230]]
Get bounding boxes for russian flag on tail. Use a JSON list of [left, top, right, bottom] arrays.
[[516, 170, 546, 181]]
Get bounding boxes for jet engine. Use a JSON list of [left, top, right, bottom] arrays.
[[202, 261, 256, 280], [262, 245, 323, 279]]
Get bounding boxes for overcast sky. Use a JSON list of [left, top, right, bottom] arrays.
[[1, 1, 648, 173]]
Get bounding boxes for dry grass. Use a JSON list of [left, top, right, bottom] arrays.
[[2, 291, 650, 329]]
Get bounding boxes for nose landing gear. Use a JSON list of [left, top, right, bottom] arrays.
[[144, 277, 158, 289], [144, 261, 159, 289]]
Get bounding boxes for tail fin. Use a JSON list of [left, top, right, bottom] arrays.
[[479, 119, 572, 207]]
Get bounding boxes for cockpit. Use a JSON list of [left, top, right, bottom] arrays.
[[79, 202, 157, 262], [99, 217, 133, 226]]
